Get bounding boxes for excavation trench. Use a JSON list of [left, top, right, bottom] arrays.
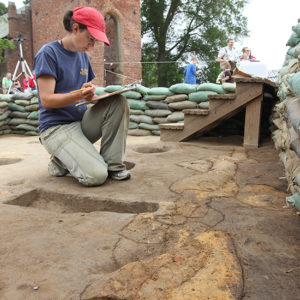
[[5, 189, 159, 214]]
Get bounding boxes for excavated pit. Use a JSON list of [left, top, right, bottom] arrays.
[[133, 145, 170, 154], [0, 158, 22, 166], [5, 189, 159, 214]]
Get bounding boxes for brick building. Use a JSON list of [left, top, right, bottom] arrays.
[[3, 0, 141, 86]]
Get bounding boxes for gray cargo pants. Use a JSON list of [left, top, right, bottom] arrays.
[[40, 95, 129, 186]]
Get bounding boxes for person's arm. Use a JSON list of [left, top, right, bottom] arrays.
[[37, 74, 95, 109], [216, 48, 225, 62]]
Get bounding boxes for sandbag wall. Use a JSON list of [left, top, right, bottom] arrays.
[[272, 18, 300, 210], [0, 91, 39, 136], [98, 82, 236, 137]]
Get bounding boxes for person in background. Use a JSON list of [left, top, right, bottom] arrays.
[[240, 47, 256, 61], [2, 72, 12, 94], [23, 77, 30, 93], [28, 71, 37, 91], [184, 56, 202, 84], [12, 80, 21, 93], [216, 61, 234, 84], [216, 38, 240, 71]]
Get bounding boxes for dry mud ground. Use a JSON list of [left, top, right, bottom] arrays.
[[0, 134, 299, 300]]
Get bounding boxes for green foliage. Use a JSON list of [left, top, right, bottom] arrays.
[[23, 0, 31, 5], [0, 38, 14, 61], [0, 2, 7, 15], [141, 0, 249, 86]]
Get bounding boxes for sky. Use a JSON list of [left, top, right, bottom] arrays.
[[2, 0, 300, 71]]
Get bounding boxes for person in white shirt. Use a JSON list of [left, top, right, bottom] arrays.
[[216, 39, 240, 71]]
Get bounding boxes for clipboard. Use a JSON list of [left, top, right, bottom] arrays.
[[76, 83, 137, 107]]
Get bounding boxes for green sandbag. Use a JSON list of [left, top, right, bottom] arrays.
[[16, 124, 37, 131], [144, 109, 171, 117], [143, 95, 166, 101], [122, 91, 142, 99], [168, 101, 197, 110], [134, 84, 150, 95], [129, 121, 139, 129], [222, 83, 236, 92], [128, 99, 148, 110], [287, 72, 300, 96], [12, 93, 33, 100], [104, 85, 124, 92], [9, 118, 39, 126], [11, 130, 26, 135], [0, 119, 9, 127], [148, 87, 173, 96], [24, 131, 39, 136], [27, 111, 39, 120], [15, 100, 30, 106], [25, 104, 39, 111], [287, 47, 300, 59], [139, 122, 160, 131], [286, 193, 300, 211], [0, 94, 13, 102], [292, 23, 300, 37], [151, 130, 160, 136], [130, 115, 153, 124], [145, 101, 169, 110], [166, 112, 184, 122], [153, 117, 168, 124], [128, 129, 152, 136], [0, 101, 8, 108], [95, 87, 106, 95], [10, 111, 29, 118], [164, 94, 188, 103], [199, 101, 209, 109], [286, 32, 300, 47], [278, 88, 287, 100], [31, 90, 38, 96], [8, 103, 26, 112], [0, 109, 11, 121], [30, 97, 39, 104], [169, 83, 197, 94], [130, 109, 144, 115], [197, 83, 227, 94], [189, 91, 217, 103]]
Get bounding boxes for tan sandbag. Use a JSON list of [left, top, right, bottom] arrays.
[[164, 94, 188, 103], [128, 129, 152, 136]]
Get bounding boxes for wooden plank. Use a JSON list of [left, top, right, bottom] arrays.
[[159, 123, 184, 130], [208, 94, 236, 100], [243, 94, 263, 148], [183, 109, 209, 115]]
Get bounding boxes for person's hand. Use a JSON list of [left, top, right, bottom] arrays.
[[81, 82, 95, 101], [196, 70, 202, 74]]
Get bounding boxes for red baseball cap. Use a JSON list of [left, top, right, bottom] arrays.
[[72, 7, 110, 46]]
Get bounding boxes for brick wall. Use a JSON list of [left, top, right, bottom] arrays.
[[6, 3, 33, 81], [31, 0, 141, 86]]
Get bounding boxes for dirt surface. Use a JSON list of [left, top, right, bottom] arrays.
[[0, 134, 299, 300]]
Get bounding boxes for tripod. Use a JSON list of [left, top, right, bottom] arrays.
[[8, 34, 36, 94]]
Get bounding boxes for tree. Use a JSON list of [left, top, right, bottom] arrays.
[[0, 38, 14, 61], [23, 0, 31, 5], [141, 0, 249, 86], [0, 2, 7, 15]]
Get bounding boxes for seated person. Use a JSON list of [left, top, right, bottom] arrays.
[[240, 47, 256, 61], [216, 61, 234, 84]]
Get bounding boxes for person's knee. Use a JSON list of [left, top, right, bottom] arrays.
[[79, 168, 108, 186]]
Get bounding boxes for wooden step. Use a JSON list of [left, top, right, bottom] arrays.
[[208, 93, 236, 100], [183, 109, 209, 115], [159, 123, 184, 130]]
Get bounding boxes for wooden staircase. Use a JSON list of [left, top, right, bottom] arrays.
[[160, 77, 278, 148]]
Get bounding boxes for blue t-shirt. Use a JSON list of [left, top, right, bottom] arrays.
[[184, 63, 196, 84], [34, 41, 95, 133]]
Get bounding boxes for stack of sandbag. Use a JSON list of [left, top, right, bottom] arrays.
[[272, 18, 300, 210], [0, 91, 39, 136]]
